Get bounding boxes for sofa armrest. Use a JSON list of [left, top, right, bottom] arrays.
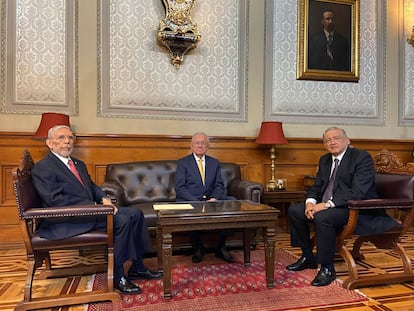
[[101, 181, 127, 206], [228, 180, 264, 203]]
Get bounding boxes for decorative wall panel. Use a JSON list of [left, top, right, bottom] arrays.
[[98, 0, 248, 121], [399, 0, 414, 125], [0, 0, 78, 115], [264, 0, 385, 125]]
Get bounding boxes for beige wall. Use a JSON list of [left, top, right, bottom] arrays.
[[0, 0, 412, 141]]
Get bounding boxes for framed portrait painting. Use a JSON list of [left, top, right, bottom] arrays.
[[297, 0, 360, 82]]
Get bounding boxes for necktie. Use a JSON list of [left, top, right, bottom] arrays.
[[197, 158, 205, 184], [68, 159, 85, 187], [322, 158, 339, 202], [327, 34, 334, 67]]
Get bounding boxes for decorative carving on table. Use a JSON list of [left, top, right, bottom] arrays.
[[157, 0, 201, 68]]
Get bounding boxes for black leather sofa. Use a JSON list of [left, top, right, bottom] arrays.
[[101, 160, 264, 250]]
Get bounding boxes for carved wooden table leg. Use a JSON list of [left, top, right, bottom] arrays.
[[156, 224, 162, 270], [243, 228, 251, 266], [264, 226, 276, 288], [162, 232, 173, 299]]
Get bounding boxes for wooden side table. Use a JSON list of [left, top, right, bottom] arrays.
[[262, 190, 307, 228]]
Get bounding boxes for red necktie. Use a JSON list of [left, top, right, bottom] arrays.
[[68, 159, 85, 187]]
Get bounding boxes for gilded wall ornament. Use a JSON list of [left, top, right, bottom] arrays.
[[157, 0, 201, 68]]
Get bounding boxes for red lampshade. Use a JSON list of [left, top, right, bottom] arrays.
[[255, 121, 288, 145], [33, 112, 71, 139]]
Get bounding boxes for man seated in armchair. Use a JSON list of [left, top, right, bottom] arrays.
[[31, 125, 162, 294], [286, 127, 399, 286]]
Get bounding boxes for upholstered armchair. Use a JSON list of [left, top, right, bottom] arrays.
[[13, 150, 121, 311], [337, 150, 414, 289]]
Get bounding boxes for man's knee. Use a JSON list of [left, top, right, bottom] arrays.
[[288, 203, 305, 219]]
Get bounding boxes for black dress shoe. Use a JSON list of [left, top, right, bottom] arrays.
[[128, 269, 163, 280], [192, 245, 204, 263], [286, 256, 317, 271], [311, 267, 336, 286], [215, 247, 235, 263], [115, 276, 142, 294]]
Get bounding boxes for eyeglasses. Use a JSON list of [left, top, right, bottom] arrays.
[[323, 136, 344, 144], [193, 141, 209, 146], [53, 135, 76, 142]]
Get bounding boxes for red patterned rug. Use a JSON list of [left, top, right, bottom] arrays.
[[87, 249, 367, 311]]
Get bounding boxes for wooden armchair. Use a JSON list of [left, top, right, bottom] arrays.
[[337, 150, 414, 289], [13, 150, 121, 311]]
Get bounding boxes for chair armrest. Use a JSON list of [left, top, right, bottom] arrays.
[[228, 180, 264, 203], [22, 204, 115, 219], [101, 181, 127, 206], [347, 199, 414, 210]]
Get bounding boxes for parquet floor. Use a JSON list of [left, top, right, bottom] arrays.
[[1, 220, 414, 311]]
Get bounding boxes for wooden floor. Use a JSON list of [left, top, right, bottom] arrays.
[[2, 219, 414, 311]]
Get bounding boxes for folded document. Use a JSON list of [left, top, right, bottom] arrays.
[[153, 203, 194, 210]]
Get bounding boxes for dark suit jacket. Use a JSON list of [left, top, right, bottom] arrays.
[[307, 147, 378, 207], [175, 154, 225, 201], [32, 152, 106, 240], [308, 147, 398, 235], [308, 30, 350, 71]]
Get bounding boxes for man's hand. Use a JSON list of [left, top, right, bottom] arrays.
[[305, 202, 328, 219], [102, 197, 118, 215]]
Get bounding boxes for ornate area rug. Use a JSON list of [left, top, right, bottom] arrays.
[[87, 249, 367, 311]]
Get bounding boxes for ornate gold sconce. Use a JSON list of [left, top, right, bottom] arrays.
[[408, 26, 414, 47], [407, 2, 414, 47], [157, 0, 201, 69]]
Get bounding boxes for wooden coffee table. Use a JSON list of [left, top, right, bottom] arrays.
[[155, 200, 279, 298]]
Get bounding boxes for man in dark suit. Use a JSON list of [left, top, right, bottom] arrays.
[[286, 127, 398, 286], [308, 9, 350, 71], [175, 131, 234, 263], [31, 125, 162, 294]]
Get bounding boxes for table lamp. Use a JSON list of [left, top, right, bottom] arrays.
[[33, 112, 71, 139], [255, 121, 288, 191]]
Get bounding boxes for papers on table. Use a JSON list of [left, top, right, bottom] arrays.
[[153, 203, 194, 211]]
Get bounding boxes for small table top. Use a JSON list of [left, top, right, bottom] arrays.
[[156, 200, 279, 229], [156, 200, 276, 217]]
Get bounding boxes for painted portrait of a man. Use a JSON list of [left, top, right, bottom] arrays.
[[307, 1, 352, 72]]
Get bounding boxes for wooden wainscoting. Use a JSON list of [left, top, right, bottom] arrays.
[[0, 131, 413, 245]]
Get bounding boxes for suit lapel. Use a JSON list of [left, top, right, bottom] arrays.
[[70, 158, 96, 199], [48, 153, 88, 191], [204, 156, 213, 187], [191, 155, 204, 186], [331, 148, 351, 189]]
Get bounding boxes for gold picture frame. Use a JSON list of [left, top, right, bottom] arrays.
[[297, 0, 360, 82]]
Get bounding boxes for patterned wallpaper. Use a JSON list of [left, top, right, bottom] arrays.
[[98, 0, 248, 121], [401, 0, 414, 125], [0, 0, 77, 115]]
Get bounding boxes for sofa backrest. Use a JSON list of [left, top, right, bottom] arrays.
[[104, 160, 242, 205], [221, 162, 241, 196], [105, 161, 177, 204]]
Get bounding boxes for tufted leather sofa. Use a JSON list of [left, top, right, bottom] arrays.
[[101, 160, 264, 250]]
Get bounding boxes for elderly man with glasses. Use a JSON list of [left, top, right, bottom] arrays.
[[175, 131, 235, 263], [31, 125, 162, 294]]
